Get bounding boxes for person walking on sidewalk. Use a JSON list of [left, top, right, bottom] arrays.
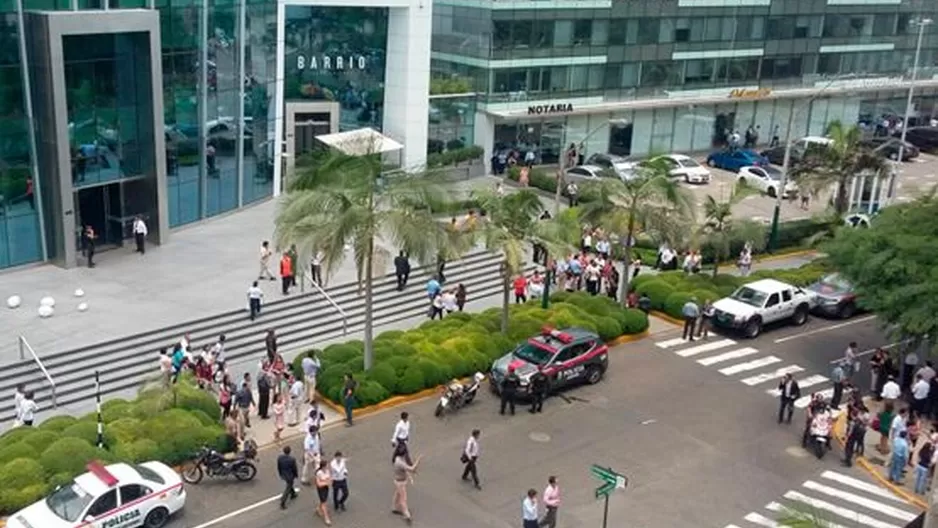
[[392, 412, 411, 453], [272, 393, 285, 442], [881, 375, 901, 407], [456, 283, 467, 312], [259, 240, 275, 280], [265, 329, 278, 363], [311, 251, 324, 285], [890, 430, 910, 484], [342, 373, 357, 426], [314, 459, 333, 526], [280, 253, 293, 295], [915, 437, 934, 494], [302, 353, 321, 403], [912, 374, 930, 417], [287, 374, 303, 426], [522, 488, 540, 528], [257, 368, 272, 420], [681, 298, 700, 341], [301, 425, 321, 485], [132, 215, 148, 254], [391, 442, 421, 524], [843, 405, 868, 467], [843, 342, 859, 380], [830, 362, 846, 410], [247, 281, 264, 321], [234, 381, 254, 428], [394, 251, 411, 291], [876, 402, 895, 454], [540, 476, 560, 528], [277, 445, 299, 509], [331, 451, 349, 512], [777, 374, 800, 424], [460, 429, 481, 490]]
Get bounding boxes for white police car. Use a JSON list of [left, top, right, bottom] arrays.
[[7, 461, 186, 528]]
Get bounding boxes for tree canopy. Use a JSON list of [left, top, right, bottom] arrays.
[[823, 192, 938, 352]]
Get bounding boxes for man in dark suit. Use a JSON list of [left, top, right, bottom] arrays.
[[777, 373, 801, 424], [277, 445, 299, 509], [394, 251, 411, 291]]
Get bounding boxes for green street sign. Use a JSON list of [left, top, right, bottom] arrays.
[[590, 464, 627, 499]]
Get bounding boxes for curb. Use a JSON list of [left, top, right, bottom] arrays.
[[607, 329, 650, 346], [833, 409, 928, 510], [752, 248, 818, 264], [650, 311, 684, 327]]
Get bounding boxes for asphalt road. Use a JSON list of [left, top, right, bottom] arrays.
[[164, 313, 915, 528]]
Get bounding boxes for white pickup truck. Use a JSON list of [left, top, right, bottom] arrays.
[[710, 279, 818, 338]]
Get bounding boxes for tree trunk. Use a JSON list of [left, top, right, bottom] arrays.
[[363, 234, 375, 371], [834, 178, 849, 216], [618, 216, 636, 306], [500, 264, 510, 334]]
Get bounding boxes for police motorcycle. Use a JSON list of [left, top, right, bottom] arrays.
[[808, 403, 833, 460], [435, 372, 486, 417], [182, 439, 258, 484]]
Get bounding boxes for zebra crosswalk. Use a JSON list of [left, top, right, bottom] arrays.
[[655, 335, 836, 410], [725, 470, 921, 528]]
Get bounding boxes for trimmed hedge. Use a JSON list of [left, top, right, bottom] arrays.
[[305, 292, 648, 409], [0, 379, 224, 514], [646, 261, 832, 319]]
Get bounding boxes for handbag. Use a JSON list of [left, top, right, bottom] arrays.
[[459, 453, 469, 464]]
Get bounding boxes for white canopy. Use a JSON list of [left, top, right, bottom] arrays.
[[315, 127, 403, 156]]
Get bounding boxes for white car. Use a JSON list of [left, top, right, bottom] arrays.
[[583, 153, 639, 180], [649, 154, 711, 184], [565, 164, 635, 183], [7, 461, 186, 528], [710, 279, 817, 338], [737, 165, 798, 198]]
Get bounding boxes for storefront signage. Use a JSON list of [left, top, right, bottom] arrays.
[[729, 88, 771, 99], [527, 103, 574, 115], [296, 54, 368, 71]]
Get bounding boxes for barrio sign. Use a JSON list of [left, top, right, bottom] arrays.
[[296, 54, 368, 71], [527, 103, 574, 115]]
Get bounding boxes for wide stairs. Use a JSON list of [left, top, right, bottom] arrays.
[[2, 250, 529, 424]]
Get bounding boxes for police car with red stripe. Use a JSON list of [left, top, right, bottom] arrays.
[[490, 326, 609, 395], [7, 460, 186, 528]]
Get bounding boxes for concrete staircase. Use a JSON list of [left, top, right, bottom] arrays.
[[1, 251, 518, 424]]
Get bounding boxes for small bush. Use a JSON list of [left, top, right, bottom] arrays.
[[368, 363, 398, 394], [0, 442, 38, 465], [691, 289, 720, 305], [621, 309, 649, 334], [40, 437, 101, 477], [0, 458, 47, 513], [61, 421, 101, 446], [173, 384, 222, 421], [21, 431, 60, 455], [593, 317, 623, 341], [354, 380, 391, 408], [113, 438, 161, 464], [37, 415, 77, 433], [104, 418, 144, 446], [397, 366, 426, 394], [635, 280, 675, 310]]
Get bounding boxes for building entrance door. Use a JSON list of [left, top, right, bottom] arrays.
[[609, 123, 633, 156], [284, 102, 340, 186], [74, 182, 125, 253], [713, 106, 736, 147]]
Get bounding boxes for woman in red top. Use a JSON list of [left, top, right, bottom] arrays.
[[513, 275, 528, 304], [270, 353, 287, 394], [195, 357, 213, 389]]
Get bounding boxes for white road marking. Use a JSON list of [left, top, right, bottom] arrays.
[[830, 340, 913, 364], [674, 339, 737, 357], [743, 511, 780, 527], [697, 347, 759, 366], [783, 490, 902, 528], [767, 375, 828, 397], [794, 388, 834, 408], [191, 495, 281, 528], [801, 481, 916, 521], [656, 337, 689, 349], [773, 315, 877, 343], [740, 365, 804, 386], [719, 356, 782, 376], [764, 502, 848, 528], [820, 471, 909, 504]]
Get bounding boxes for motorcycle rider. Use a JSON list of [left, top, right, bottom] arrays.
[[500, 366, 521, 416], [529, 368, 549, 414], [809, 401, 833, 457], [801, 393, 825, 448]]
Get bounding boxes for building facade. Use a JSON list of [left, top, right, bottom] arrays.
[[0, 0, 430, 270], [430, 0, 938, 168]]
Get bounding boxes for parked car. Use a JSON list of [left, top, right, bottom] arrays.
[[894, 127, 938, 151], [737, 165, 798, 198], [760, 136, 832, 166], [566, 164, 636, 183], [710, 279, 817, 338], [861, 137, 919, 161], [647, 154, 711, 183], [807, 273, 861, 319], [706, 149, 770, 172], [584, 153, 639, 180]]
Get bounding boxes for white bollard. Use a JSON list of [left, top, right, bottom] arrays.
[[38, 305, 54, 318], [6, 295, 21, 309], [74, 288, 85, 297], [40, 296, 55, 308], [77, 302, 89, 312]]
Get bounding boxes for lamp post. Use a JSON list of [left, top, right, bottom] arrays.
[[894, 18, 932, 169]]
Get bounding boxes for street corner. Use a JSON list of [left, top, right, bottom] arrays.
[[649, 311, 684, 328]]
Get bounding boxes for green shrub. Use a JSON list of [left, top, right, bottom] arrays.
[[172, 385, 221, 421], [145, 410, 222, 465], [40, 437, 101, 477], [385, 356, 411, 376], [628, 273, 660, 290], [21, 431, 60, 455], [691, 289, 720, 305], [61, 421, 100, 446], [113, 438, 160, 463], [291, 349, 320, 380], [635, 280, 674, 310], [397, 366, 426, 394], [354, 380, 391, 408], [663, 292, 695, 320], [0, 458, 47, 513], [101, 402, 136, 423], [621, 309, 649, 334], [368, 363, 398, 394], [593, 317, 622, 341], [104, 418, 144, 446], [0, 442, 38, 465], [322, 343, 363, 364], [0, 427, 37, 445]]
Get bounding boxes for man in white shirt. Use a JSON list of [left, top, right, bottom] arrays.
[[392, 412, 411, 455], [287, 375, 304, 426], [890, 408, 908, 442], [522, 489, 539, 528], [132, 215, 148, 254], [259, 240, 275, 280], [843, 342, 858, 379], [300, 425, 321, 484], [247, 281, 264, 321], [881, 375, 901, 405], [595, 238, 610, 258], [330, 451, 349, 511], [301, 354, 321, 403], [461, 429, 481, 490], [310, 251, 324, 285], [912, 375, 930, 416], [210, 334, 227, 371], [13, 384, 25, 421]]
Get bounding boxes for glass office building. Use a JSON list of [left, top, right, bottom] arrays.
[[430, 0, 938, 166], [0, 0, 431, 270]]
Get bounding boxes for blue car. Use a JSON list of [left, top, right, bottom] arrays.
[[706, 149, 770, 172]]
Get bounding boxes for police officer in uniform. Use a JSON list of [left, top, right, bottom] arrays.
[[500, 366, 520, 416], [529, 368, 549, 414]]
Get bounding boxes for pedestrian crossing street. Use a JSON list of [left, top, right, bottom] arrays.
[[655, 336, 838, 411], [724, 470, 921, 528]]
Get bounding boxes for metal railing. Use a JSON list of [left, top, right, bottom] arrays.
[[18, 336, 57, 408], [302, 271, 349, 336]]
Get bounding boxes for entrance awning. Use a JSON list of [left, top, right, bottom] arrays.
[[315, 127, 403, 156]]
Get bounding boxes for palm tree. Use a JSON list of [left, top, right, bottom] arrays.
[[274, 146, 471, 370], [470, 189, 575, 333], [792, 120, 888, 216], [577, 161, 695, 304], [697, 182, 765, 276]]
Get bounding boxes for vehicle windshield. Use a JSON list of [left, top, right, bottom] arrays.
[[133, 464, 165, 485], [513, 342, 555, 365], [817, 274, 850, 293], [46, 482, 94, 522], [677, 157, 701, 167], [763, 167, 783, 180], [730, 286, 768, 308]]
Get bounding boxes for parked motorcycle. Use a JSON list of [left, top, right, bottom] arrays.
[[435, 372, 485, 417], [182, 439, 258, 484]]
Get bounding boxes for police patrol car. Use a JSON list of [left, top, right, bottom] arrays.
[[490, 326, 609, 395], [7, 461, 186, 528]]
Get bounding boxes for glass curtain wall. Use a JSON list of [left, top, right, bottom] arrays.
[[0, 5, 42, 268]]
